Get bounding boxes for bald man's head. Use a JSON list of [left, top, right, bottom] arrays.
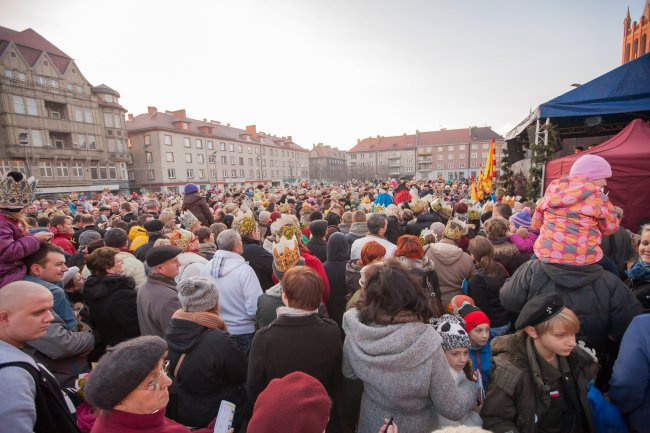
[[0, 281, 53, 348]]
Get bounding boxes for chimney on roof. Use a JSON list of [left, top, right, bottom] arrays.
[[147, 106, 157, 114], [246, 125, 257, 140], [171, 109, 186, 119], [128, 113, 133, 121], [357, 139, 360, 144], [227, 123, 231, 127], [287, 136, 292, 142], [203, 118, 207, 122]]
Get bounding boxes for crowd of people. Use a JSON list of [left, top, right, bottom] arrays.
[[0, 152, 648, 433]]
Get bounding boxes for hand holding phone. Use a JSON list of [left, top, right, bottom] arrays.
[[213, 400, 236, 433]]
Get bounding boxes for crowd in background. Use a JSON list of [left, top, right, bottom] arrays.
[[0, 153, 649, 433]]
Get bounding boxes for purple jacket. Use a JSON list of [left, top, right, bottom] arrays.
[[0, 215, 40, 287], [509, 231, 538, 254]]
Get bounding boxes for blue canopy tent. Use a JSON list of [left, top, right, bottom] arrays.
[[506, 54, 650, 145]]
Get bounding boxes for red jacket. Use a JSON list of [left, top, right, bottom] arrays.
[[271, 249, 331, 303], [50, 227, 76, 256]]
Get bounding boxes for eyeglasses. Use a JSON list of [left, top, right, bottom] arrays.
[[141, 360, 170, 391]]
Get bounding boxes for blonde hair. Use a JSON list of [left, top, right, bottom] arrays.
[[533, 306, 580, 336], [153, 238, 171, 247]]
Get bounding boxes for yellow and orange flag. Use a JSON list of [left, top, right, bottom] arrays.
[[479, 138, 497, 195]]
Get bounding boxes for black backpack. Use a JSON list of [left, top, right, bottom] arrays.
[[0, 361, 80, 433]]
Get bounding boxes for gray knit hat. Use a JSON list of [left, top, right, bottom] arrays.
[[177, 276, 219, 312], [430, 314, 471, 351], [84, 336, 168, 410], [79, 230, 101, 248]]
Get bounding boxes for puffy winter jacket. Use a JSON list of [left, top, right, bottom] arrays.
[[182, 193, 214, 227], [500, 259, 642, 354], [0, 214, 39, 287], [531, 176, 618, 266], [128, 225, 148, 252]]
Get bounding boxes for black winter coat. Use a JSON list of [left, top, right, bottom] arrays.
[[385, 215, 402, 244], [324, 233, 350, 328], [307, 237, 328, 263], [468, 263, 510, 328], [165, 319, 248, 428], [242, 237, 274, 291], [405, 212, 444, 237], [83, 274, 140, 353], [500, 260, 642, 355]]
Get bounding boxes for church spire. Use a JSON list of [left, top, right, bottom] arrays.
[[625, 6, 631, 24]]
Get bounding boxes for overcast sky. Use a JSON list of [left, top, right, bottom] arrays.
[[2, 0, 645, 149]]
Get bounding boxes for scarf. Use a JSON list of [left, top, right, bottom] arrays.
[[267, 282, 283, 298], [374, 310, 424, 325], [349, 222, 369, 237], [276, 306, 317, 317], [172, 309, 227, 331], [627, 258, 650, 282]]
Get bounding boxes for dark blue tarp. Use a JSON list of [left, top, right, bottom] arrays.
[[506, 55, 650, 140], [540, 54, 650, 118]]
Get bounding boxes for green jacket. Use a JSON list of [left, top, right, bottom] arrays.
[[481, 331, 598, 433]]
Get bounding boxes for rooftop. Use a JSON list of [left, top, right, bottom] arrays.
[[348, 127, 503, 152], [0, 26, 72, 75]]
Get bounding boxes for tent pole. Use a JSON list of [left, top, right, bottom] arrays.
[[540, 118, 549, 198]]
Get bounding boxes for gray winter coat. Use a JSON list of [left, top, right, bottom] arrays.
[[137, 273, 181, 338], [342, 309, 476, 433], [500, 259, 642, 354], [0, 340, 39, 432]]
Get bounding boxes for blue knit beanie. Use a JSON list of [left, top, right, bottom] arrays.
[[184, 183, 199, 195]]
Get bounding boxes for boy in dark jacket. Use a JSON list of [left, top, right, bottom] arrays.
[[481, 293, 599, 433], [307, 220, 328, 263]]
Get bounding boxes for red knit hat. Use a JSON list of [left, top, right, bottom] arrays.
[[458, 304, 490, 332], [248, 372, 330, 433]]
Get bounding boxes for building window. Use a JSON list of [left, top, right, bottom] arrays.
[[230, 157, 236, 165], [483, 143, 490, 149], [12, 95, 25, 114], [231, 169, 237, 177], [168, 168, 176, 179], [184, 137, 191, 148], [144, 135, 151, 145], [471, 152, 477, 159], [447, 163, 454, 169], [72, 162, 83, 177], [164, 135, 172, 145], [107, 139, 117, 152], [90, 164, 98, 179], [471, 161, 478, 168], [83, 108, 93, 123], [437, 155, 443, 161], [120, 162, 128, 180], [145, 151, 153, 163], [437, 164, 443, 169], [108, 163, 117, 179], [220, 142, 226, 151], [229, 144, 234, 152], [99, 164, 108, 180], [238, 157, 244, 165], [166, 152, 174, 162], [208, 155, 215, 163], [39, 162, 53, 177], [459, 154, 466, 160], [198, 169, 205, 179], [240, 169, 244, 177], [55, 162, 68, 177], [448, 154, 454, 160], [223, 169, 228, 178], [248, 158, 253, 165], [197, 154, 204, 163], [238, 145, 243, 153], [221, 156, 227, 164], [207, 140, 214, 150], [128, 171, 135, 180], [459, 163, 465, 169], [147, 169, 155, 180], [209, 169, 216, 178], [459, 145, 465, 151], [248, 146, 252, 154], [185, 153, 192, 163], [196, 139, 203, 149], [482, 152, 488, 158], [187, 169, 194, 179], [30, 130, 44, 147]]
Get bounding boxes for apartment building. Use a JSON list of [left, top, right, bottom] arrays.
[[0, 26, 131, 194], [126, 107, 309, 193], [309, 143, 347, 182], [348, 127, 504, 181]]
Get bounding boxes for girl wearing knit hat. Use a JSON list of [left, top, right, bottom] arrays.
[[430, 314, 483, 428], [165, 277, 248, 429], [508, 208, 538, 255], [531, 154, 618, 266], [457, 304, 491, 392]]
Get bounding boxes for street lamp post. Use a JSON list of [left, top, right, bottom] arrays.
[[19, 132, 31, 176]]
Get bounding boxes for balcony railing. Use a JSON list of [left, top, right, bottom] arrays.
[[417, 158, 432, 163], [0, 77, 92, 101], [387, 155, 400, 159]]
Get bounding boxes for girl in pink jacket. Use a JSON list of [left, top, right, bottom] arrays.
[[532, 155, 618, 266]]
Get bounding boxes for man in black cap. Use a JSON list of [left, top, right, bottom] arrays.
[[134, 219, 166, 262], [481, 293, 599, 433], [136, 246, 182, 337]]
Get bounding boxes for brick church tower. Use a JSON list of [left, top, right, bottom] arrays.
[[622, 1, 650, 63]]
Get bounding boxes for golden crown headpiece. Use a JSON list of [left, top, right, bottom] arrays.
[[430, 198, 443, 213], [170, 229, 193, 252], [441, 202, 453, 219], [270, 214, 302, 240], [468, 202, 482, 221], [443, 218, 467, 241], [233, 209, 256, 236], [179, 210, 200, 230], [420, 228, 437, 246], [0, 172, 37, 210], [272, 236, 301, 274]]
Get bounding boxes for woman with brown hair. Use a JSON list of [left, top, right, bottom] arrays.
[[467, 235, 511, 336], [83, 246, 140, 356], [342, 260, 476, 433], [394, 235, 443, 317]]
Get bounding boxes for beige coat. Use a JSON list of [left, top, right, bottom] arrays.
[[425, 241, 475, 306]]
